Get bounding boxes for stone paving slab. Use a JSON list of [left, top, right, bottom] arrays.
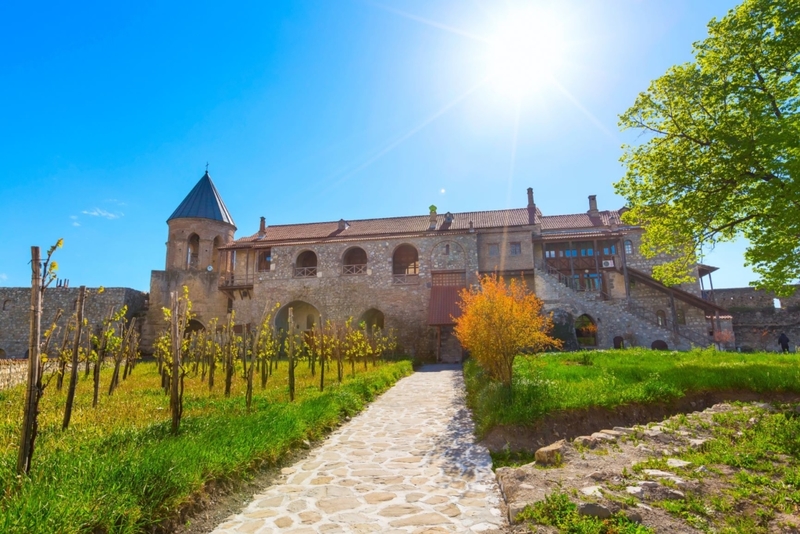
[[209, 365, 506, 533]]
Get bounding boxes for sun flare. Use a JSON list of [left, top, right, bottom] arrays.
[[486, 9, 565, 97]]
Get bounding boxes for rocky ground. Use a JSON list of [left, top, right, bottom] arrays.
[[495, 402, 800, 533]]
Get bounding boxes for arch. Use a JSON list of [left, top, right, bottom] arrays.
[[651, 340, 669, 350], [185, 319, 205, 337], [212, 236, 223, 271], [575, 314, 597, 347], [342, 247, 368, 275], [275, 301, 321, 333], [430, 240, 466, 271], [2, 300, 11, 311], [624, 240, 633, 255], [613, 336, 625, 349], [0, 348, 6, 359], [359, 308, 385, 334], [295, 250, 318, 277], [187, 233, 200, 269], [393, 244, 419, 275], [656, 310, 667, 327]]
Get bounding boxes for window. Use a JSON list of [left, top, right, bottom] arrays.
[[488, 244, 500, 257], [392, 244, 419, 275], [545, 250, 556, 258], [580, 248, 593, 257], [444, 244, 450, 255], [676, 309, 686, 325], [432, 271, 466, 286], [656, 310, 667, 327], [343, 247, 368, 275], [509, 242, 521, 256], [257, 249, 271, 272], [295, 251, 318, 277], [187, 234, 200, 269], [603, 245, 616, 255], [624, 240, 633, 255]]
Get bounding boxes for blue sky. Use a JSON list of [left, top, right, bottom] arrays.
[[1, 0, 754, 291]]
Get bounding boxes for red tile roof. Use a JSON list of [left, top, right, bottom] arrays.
[[225, 206, 625, 248], [428, 286, 464, 325]]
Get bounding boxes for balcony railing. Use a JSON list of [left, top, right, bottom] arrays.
[[294, 266, 318, 278], [392, 273, 420, 285], [342, 264, 367, 275], [219, 272, 254, 288]]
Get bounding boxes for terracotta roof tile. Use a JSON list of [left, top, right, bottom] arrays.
[[227, 206, 625, 247], [428, 286, 464, 325]]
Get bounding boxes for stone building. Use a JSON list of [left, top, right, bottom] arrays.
[[0, 286, 147, 359], [142, 172, 735, 361]]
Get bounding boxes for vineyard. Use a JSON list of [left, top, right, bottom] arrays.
[[1, 257, 412, 533]]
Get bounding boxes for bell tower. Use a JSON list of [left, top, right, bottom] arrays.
[[165, 170, 236, 273]]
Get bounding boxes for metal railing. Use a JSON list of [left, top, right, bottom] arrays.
[[342, 264, 367, 275], [392, 273, 420, 285], [294, 266, 318, 278]]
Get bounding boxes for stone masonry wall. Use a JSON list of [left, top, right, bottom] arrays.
[[0, 287, 147, 359], [228, 233, 483, 358], [713, 285, 800, 351]]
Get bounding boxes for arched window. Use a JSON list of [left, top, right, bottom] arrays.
[[393, 245, 419, 277], [212, 236, 223, 271], [624, 240, 633, 255], [257, 248, 272, 272], [343, 247, 368, 275], [295, 251, 318, 278], [656, 310, 667, 327], [187, 234, 200, 269], [2, 300, 11, 311], [676, 309, 686, 325]]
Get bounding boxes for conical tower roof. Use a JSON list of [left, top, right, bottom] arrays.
[[168, 171, 236, 226]]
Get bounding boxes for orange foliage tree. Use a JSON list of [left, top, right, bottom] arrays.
[[454, 274, 561, 388]]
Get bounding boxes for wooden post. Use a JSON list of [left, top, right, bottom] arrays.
[[17, 246, 42, 475], [170, 292, 182, 434], [288, 307, 295, 402], [619, 238, 631, 305], [62, 285, 86, 430]]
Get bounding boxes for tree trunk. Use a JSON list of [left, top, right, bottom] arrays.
[[63, 286, 86, 430], [17, 247, 42, 475], [170, 292, 183, 434]]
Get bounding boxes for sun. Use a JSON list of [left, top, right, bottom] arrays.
[[485, 9, 566, 97]]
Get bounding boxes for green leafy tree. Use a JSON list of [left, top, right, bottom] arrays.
[[615, 0, 800, 294]]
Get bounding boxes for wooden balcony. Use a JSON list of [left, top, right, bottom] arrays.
[[392, 273, 420, 285], [342, 264, 367, 275], [294, 266, 318, 278], [218, 272, 254, 289]]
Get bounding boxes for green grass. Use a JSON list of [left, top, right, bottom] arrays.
[[0, 359, 412, 533], [464, 348, 800, 435], [517, 491, 653, 533]]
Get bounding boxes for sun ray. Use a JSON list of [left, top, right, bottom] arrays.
[[548, 77, 620, 144], [315, 79, 489, 196], [364, 1, 488, 43]]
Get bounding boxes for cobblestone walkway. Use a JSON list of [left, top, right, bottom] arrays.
[[210, 365, 506, 533]]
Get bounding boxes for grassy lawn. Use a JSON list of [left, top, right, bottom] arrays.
[[464, 348, 800, 435], [0, 359, 412, 533]]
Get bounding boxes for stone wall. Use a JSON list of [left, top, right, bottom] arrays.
[[224, 233, 484, 359], [0, 287, 147, 359], [713, 286, 800, 351]]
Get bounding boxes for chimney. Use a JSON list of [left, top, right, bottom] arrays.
[[338, 218, 349, 231], [527, 187, 535, 208], [588, 195, 598, 215], [469, 220, 474, 233], [429, 205, 437, 230], [527, 187, 537, 224], [259, 216, 266, 237]]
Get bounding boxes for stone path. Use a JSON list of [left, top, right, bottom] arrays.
[[210, 365, 506, 533]]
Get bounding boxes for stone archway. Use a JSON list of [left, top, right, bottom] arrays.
[[276, 301, 321, 334], [575, 314, 598, 347], [358, 308, 385, 334], [184, 319, 205, 338]]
